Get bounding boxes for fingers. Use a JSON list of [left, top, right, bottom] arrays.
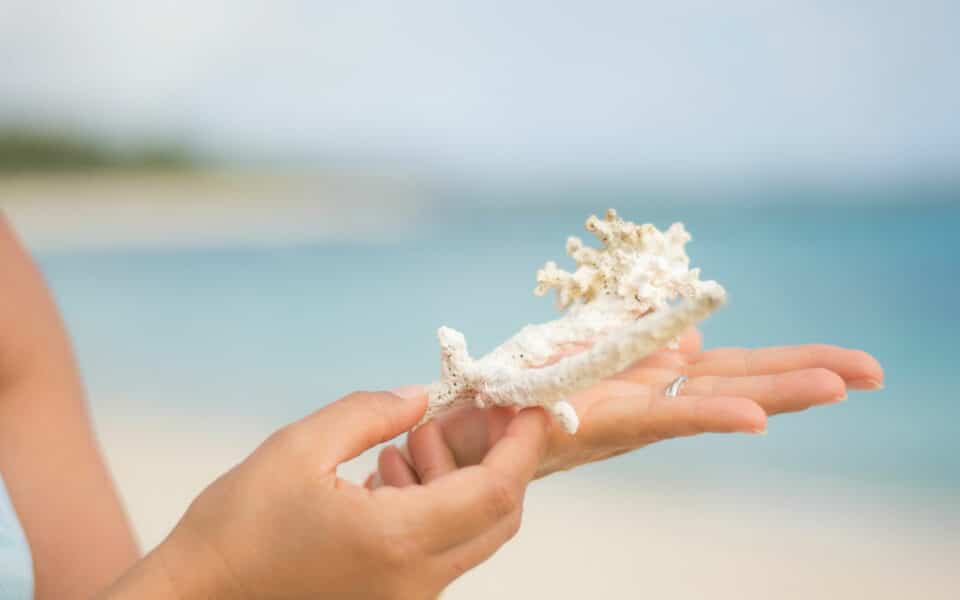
[[619, 350, 687, 372], [436, 405, 515, 469], [408, 421, 459, 484], [377, 445, 419, 487], [682, 368, 847, 415], [676, 328, 703, 355], [618, 332, 699, 373], [400, 408, 548, 552], [689, 345, 884, 389], [621, 367, 849, 416], [294, 387, 427, 469], [479, 407, 549, 484], [578, 380, 766, 449], [377, 405, 515, 489]]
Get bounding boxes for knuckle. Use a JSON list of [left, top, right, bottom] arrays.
[[267, 424, 311, 460], [639, 418, 669, 443], [505, 509, 523, 540], [379, 537, 413, 570], [365, 518, 416, 570], [681, 397, 710, 436], [693, 375, 717, 397], [741, 349, 755, 376], [417, 463, 442, 483], [448, 556, 472, 580], [485, 474, 520, 520], [645, 383, 664, 404]]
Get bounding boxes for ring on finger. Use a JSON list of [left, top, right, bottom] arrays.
[[664, 375, 689, 398]]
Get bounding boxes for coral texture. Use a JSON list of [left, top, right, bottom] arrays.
[[423, 209, 726, 434]]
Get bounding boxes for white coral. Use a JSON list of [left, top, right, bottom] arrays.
[[423, 209, 726, 434]]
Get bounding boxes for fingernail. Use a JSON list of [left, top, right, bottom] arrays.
[[848, 378, 884, 391], [749, 426, 768, 435], [390, 385, 425, 400], [828, 394, 848, 404]]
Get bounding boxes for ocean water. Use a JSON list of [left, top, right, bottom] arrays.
[[34, 186, 960, 504]]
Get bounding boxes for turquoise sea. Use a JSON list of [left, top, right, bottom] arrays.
[[34, 182, 960, 507]]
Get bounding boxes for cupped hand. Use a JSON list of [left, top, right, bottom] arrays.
[[374, 330, 884, 484], [102, 390, 549, 600]]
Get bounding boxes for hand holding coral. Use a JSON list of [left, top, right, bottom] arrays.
[[98, 389, 548, 600], [374, 332, 883, 485]]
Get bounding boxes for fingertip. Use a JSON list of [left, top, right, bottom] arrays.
[[482, 407, 551, 480], [390, 384, 429, 407], [838, 348, 883, 387], [514, 406, 550, 435], [514, 407, 551, 457], [709, 396, 767, 434], [387, 385, 429, 426], [378, 444, 419, 488], [848, 379, 884, 391], [805, 368, 848, 404], [409, 420, 459, 484], [678, 328, 703, 355], [745, 399, 768, 432], [846, 351, 884, 389], [376, 445, 394, 472], [722, 395, 767, 433], [407, 418, 433, 449], [521, 405, 550, 422], [746, 407, 768, 434]]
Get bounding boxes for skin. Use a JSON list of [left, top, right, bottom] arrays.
[[374, 328, 885, 486]]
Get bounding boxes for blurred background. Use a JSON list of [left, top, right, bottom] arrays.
[[1, 1, 958, 598]]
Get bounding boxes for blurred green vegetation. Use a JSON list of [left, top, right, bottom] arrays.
[[0, 127, 196, 172]]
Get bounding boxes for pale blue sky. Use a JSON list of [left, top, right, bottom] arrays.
[[1, 1, 957, 177]]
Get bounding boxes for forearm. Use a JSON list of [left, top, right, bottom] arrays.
[[0, 374, 139, 598]]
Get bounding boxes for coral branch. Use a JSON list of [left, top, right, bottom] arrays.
[[423, 210, 726, 434]]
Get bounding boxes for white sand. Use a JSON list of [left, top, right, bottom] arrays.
[[96, 415, 960, 600]]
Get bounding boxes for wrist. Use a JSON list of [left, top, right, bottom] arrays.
[[90, 543, 188, 600], [94, 524, 242, 600], [152, 523, 247, 600]]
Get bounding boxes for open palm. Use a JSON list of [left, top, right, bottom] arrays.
[[374, 330, 884, 487]]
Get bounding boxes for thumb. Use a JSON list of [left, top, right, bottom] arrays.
[[298, 386, 428, 470]]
